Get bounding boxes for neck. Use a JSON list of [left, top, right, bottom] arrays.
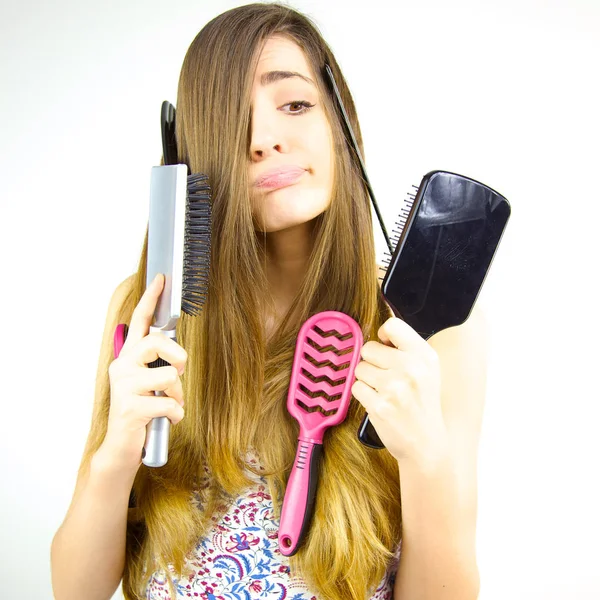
[[261, 219, 316, 322]]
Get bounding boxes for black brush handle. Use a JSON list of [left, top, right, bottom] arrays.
[[279, 442, 323, 556], [161, 101, 178, 166], [357, 416, 385, 449], [296, 442, 322, 553]]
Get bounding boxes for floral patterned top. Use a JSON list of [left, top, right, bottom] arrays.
[[145, 451, 402, 600]]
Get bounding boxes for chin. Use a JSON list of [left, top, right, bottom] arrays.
[[254, 202, 329, 233], [253, 190, 331, 233], [256, 210, 330, 233]]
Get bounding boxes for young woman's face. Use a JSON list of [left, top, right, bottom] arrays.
[[249, 36, 334, 233]]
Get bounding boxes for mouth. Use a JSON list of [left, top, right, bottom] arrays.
[[254, 166, 307, 191]]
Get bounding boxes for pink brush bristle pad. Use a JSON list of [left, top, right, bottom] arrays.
[[287, 311, 363, 442]]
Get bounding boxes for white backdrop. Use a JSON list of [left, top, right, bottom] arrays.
[[1, 0, 599, 598]]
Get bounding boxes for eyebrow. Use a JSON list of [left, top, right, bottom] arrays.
[[260, 70, 315, 87]]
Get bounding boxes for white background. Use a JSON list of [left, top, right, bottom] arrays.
[[1, 0, 599, 598]]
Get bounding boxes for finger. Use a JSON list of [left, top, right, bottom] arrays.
[[359, 342, 426, 379], [145, 369, 184, 405], [167, 375, 184, 406], [378, 317, 428, 357], [359, 340, 399, 369], [135, 395, 185, 425], [135, 333, 188, 373], [355, 358, 420, 404], [133, 365, 183, 400], [122, 273, 165, 350], [354, 359, 386, 391], [351, 379, 380, 415], [351, 379, 378, 412]]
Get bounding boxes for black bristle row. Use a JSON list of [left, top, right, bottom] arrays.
[[378, 183, 419, 282], [182, 173, 212, 317]]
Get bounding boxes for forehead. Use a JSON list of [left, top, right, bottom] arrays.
[[254, 35, 314, 79]]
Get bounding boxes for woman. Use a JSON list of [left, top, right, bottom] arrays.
[[51, 3, 486, 599]]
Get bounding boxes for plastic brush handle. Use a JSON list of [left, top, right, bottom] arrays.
[[113, 323, 127, 359], [279, 441, 323, 556], [278, 311, 363, 556], [113, 323, 173, 467], [142, 326, 177, 467]]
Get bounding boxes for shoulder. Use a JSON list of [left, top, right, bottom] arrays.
[[103, 274, 137, 326], [427, 302, 487, 359], [96, 273, 137, 381], [427, 302, 488, 400], [112, 273, 137, 305], [428, 303, 488, 462]]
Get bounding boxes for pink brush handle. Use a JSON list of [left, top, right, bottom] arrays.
[[279, 439, 323, 556], [114, 324, 128, 358]]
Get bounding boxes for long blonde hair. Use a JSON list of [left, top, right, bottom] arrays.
[[82, 3, 402, 598]]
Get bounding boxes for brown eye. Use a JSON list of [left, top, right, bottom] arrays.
[[281, 101, 315, 115]]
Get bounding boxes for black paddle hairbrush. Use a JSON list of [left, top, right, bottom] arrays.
[[323, 65, 511, 450], [358, 170, 510, 448]]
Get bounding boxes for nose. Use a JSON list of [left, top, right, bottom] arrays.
[[249, 103, 286, 162], [250, 137, 281, 161]]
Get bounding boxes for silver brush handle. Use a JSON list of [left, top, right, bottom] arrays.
[[143, 326, 177, 467]]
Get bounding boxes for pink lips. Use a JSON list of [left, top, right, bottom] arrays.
[[254, 166, 306, 190]]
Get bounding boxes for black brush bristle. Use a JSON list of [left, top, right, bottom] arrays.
[[378, 184, 419, 282], [182, 172, 212, 316]]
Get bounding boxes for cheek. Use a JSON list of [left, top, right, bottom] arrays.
[[305, 118, 334, 186]]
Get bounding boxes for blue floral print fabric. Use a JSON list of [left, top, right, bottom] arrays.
[[146, 451, 401, 599]]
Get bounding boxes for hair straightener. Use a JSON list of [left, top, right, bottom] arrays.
[[323, 64, 511, 449]]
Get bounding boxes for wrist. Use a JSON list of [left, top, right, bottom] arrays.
[[397, 436, 454, 478], [91, 443, 141, 488]]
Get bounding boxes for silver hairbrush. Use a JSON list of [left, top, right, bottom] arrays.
[[120, 101, 212, 467]]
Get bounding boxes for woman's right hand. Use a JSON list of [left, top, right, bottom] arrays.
[[95, 273, 187, 475]]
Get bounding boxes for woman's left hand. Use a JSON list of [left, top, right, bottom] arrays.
[[352, 316, 449, 466]]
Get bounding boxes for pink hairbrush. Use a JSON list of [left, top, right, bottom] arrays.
[[278, 311, 363, 556]]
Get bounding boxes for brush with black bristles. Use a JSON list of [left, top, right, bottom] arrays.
[[114, 100, 212, 467], [324, 65, 511, 450]]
